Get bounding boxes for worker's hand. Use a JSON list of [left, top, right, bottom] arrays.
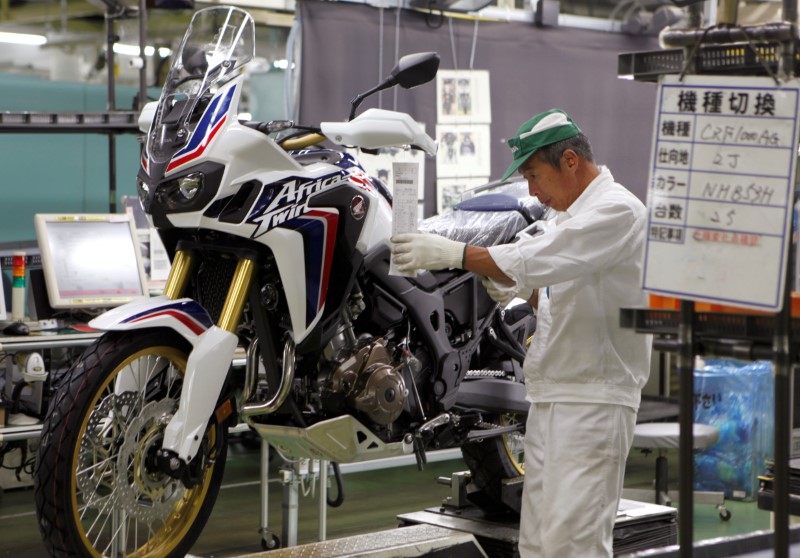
[[481, 276, 518, 307], [391, 233, 466, 273]]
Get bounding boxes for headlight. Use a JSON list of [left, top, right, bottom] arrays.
[[155, 172, 205, 210], [177, 173, 203, 200]]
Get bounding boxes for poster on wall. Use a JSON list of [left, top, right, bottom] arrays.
[[436, 124, 491, 178], [436, 70, 491, 124], [437, 176, 489, 214]]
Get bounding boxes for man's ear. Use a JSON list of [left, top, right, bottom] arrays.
[[561, 149, 578, 171]]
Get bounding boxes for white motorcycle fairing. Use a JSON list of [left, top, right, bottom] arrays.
[[321, 108, 437, 156], [89, 296, 239, 461]]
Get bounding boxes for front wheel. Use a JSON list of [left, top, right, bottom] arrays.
[[34, 328, 228, 558]]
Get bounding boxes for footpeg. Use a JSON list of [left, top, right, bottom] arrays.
[[412, 413, 453, 471]]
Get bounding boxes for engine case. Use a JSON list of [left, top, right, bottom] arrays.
[[328, 338, 408, 426]]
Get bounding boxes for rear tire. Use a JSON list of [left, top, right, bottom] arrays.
[[34, 328, 228, 558], [461, 413, 525, 515]]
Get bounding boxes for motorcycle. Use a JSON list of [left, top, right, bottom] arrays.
[[34, 6, 542, 556]]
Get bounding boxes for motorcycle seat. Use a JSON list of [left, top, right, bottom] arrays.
[[419, 193, 545, 248]]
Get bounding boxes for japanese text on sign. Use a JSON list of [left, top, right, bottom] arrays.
[[643, 75, 800, 311]]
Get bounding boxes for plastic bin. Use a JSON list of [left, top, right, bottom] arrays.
[[692, 358, 774, 501]]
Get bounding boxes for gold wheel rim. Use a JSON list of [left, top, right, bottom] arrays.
[[500, 413, 525, 476], [70, 345, 219, 558]]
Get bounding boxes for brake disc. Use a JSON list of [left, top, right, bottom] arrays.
[[76, 391, 139, 509], [115, 398, 182, 523]]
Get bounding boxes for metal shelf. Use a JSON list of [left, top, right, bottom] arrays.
[[618, 41, 800, 82], [0, 111, 140, 134], [621, 307, 800, 342], [620, 307, 794, 361]]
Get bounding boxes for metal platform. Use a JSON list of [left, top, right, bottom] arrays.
[[398, 499, 679, 558], [232, 524, 487, 557], [624, 525, 800, 558]]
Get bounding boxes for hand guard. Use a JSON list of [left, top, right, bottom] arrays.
[[391, 233, 466, 273]]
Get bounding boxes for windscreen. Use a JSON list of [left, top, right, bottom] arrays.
[[147, 6, 255, 164]]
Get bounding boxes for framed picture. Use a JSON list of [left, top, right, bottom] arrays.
[[437, 176, 489, 214], [436, 70, 491, 124], [436, 124, 491, 178]]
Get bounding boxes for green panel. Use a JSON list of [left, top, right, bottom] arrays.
[[0, 73, 144, 243]]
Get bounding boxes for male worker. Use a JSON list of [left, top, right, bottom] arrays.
[[391, 109, 652, 558]]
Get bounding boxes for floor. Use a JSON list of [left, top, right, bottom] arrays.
[[0, 433, 775, 558]]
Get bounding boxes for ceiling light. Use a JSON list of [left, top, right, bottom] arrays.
[[0, 32, 47, 46], [113, 43, 155, 56]]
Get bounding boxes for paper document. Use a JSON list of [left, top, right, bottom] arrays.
[[390, 162, 420, 277]]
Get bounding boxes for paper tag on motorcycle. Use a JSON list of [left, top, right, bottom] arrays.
[[390, 162, 419, 277]]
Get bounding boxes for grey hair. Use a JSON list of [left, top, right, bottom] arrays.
[[534, 133, 594, 168]]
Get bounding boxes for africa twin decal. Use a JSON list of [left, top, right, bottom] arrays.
[[235, 163, 373, 328], [247, 171, 348, 238]]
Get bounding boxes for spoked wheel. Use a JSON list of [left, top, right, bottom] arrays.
[[461, 413, 525, 515], [34, 328, 228, 558]]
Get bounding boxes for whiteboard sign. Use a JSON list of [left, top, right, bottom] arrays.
[[643, 75, 800, 311]]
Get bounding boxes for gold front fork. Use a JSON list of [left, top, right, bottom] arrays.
[[217, 258, 257, 333], [163, 250, 195, 300], [162, 249, 257, 334]]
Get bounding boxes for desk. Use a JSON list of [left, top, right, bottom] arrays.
[[0, 330, 101, 352]]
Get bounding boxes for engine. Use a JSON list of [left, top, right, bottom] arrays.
[[322, 337, 408, 426]]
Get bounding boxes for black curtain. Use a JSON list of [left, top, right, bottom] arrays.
[[298, 0, 660, 214]]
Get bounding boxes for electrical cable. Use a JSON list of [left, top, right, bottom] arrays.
[[393, 4, 402, 111], [424, 3, 445, 29], [469, 18, 479, 69], [378, 7, 385, 108], [448, 17, 459, 70], [326, 461, 345, 507], [284, 15, 301, 121]]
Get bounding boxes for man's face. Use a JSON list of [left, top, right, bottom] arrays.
[[518, 151, 577, 212]]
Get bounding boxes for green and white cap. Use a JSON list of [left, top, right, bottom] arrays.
[[500, 109, 581, 181]]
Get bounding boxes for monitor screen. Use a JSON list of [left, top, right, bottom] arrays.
[[34, 214, 149, 309]]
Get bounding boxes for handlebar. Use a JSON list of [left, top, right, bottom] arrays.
[[279, 132, 327, 151], [242, 120, 326, 151]]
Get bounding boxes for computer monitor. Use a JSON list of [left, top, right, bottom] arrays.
[[34, 213, 149, 309]]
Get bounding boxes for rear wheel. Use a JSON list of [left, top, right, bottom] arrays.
[[461, 413, 525, 514], [34, 329, 228, 558]]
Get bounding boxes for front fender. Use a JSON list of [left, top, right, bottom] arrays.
[[91, 296, 237, 463], [89, 296, 214, 346]]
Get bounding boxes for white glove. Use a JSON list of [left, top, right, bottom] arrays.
[[391, 233, 466, 273], [481, 276, 518, 307]]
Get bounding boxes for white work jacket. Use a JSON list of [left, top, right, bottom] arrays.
[[488, 167, 652, 410]]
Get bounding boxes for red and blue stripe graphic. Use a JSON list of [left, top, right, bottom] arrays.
[[166, 86, 235, 173], [122, 300, 213, 336], [282, 209, 339, 327]]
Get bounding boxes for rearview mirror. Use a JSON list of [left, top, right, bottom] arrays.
[[348, 52, 440, 120], [391, 52, 440, 89]]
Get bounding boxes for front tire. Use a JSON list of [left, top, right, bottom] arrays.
[[34, 328, 228, 558]]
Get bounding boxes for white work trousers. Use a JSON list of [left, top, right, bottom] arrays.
[[518, 402, 636, 558]]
